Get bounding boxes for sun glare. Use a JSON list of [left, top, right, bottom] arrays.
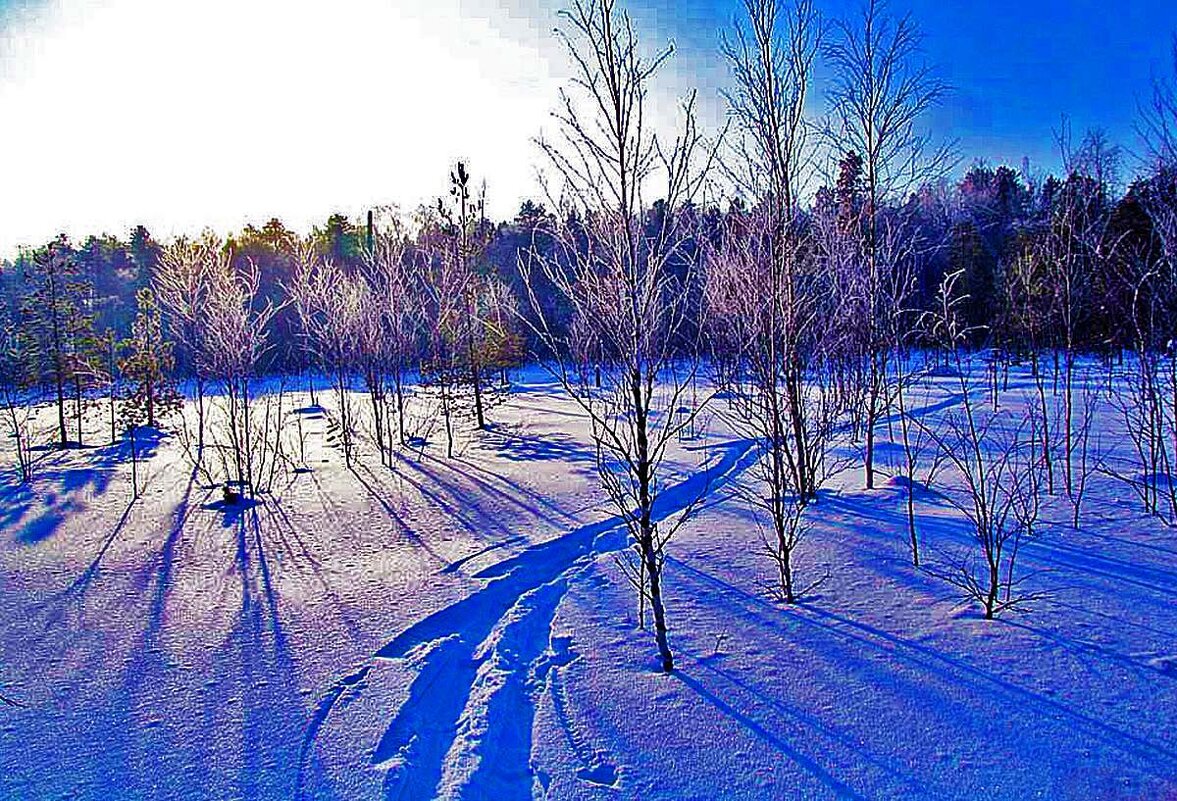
[[0, 0, 566, 251]]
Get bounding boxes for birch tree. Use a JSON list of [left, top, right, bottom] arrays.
[[521, 0, 714, 672], [825, 0, 951, 489], [706, 0, 836, 601], [154, 237, 214, 458]]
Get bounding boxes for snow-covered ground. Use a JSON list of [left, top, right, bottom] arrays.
[[1, 367, 1175, 800]]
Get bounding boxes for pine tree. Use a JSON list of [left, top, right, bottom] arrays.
[[119, 288, 182, 432], [21, 235, 95, 447], [65, 302, 102, 446]]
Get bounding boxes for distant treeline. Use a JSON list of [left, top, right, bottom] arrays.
[[2, 154, 1176, 366]]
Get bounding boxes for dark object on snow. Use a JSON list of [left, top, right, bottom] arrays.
[[222, 483, 243, 505]]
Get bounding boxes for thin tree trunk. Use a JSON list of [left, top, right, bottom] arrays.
[[73, 373, 83, 445], [895, 370, 919, 566], [395, 370, 406, 447], [644, 535, 673, 673], [632, 370, 673, 672]]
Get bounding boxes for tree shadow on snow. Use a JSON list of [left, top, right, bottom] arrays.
[[670, 557, 1177, 784], [672, 669, 870, 801], [481, 424, 597, 467], [1, 428, 163, 546]]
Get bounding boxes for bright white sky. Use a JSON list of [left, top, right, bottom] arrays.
[[0, 0, 596, 254]]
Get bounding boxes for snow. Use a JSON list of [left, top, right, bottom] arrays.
[[1, 367, 1175, 800]]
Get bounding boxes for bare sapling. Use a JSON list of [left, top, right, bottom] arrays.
[[877, 217, 928, 564], [1120, 125, 1177, 522], [289, 241, 363, 467], [361, 216, 420, 454], [1070, 375, 1100, 529], [895, 376, 948, 566], [706, 0, 836, 601], [925, 269, 1046, 618], [521, 0, 717, 672], [825, 0, 953, 490], [1111, 341, 1167, 519], [1107, 250, 1177, 524], [893, 348, 925, 566], [1043, 125, 1120, 497], [201, 243, 284, 499]]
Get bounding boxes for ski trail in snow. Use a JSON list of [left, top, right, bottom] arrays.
[[296, 437, 757, 800], [544, 636, 617, 789], [437, 576, 570, 799]]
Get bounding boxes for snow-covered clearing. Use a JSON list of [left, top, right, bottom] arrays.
[[1, 366, 1175, 800]]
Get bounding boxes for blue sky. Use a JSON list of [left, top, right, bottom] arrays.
[[0, 0, 1173, 250], [638, 0, 1177, 175]]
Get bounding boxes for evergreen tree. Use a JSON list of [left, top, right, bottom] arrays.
[[128, 225, 161, 289], [21, 235, 95, 446], [119, 287, 182, 431]]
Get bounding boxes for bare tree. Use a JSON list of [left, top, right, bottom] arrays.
[[1120, 65, 1177, 521], [707, 211, 844, 601], [878, 213, 929, 563], [154, 237, 214, 459], [521, 0, 714, 672], [825, 0, 952, 489], [361, 216, 420, 455], [704, 0, 838, 603], [1038, 126, 1121, 497], [1138, 34, 1177, 168], [289, 242, 364, 467], [200, 242, 285, 498], [1111, 256, 1177, 524], [926, 270, 1045, 618]]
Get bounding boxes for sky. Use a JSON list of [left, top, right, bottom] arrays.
[[0, 0, 1174, 255]]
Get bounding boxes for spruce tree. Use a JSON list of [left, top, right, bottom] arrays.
[[119, 287, 182, 432]]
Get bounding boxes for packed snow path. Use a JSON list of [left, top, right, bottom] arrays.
[[299, 438, 759, 801]]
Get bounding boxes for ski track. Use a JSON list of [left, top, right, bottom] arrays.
[[545, 636, 617, 790], [298, 436, 758, 800]]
